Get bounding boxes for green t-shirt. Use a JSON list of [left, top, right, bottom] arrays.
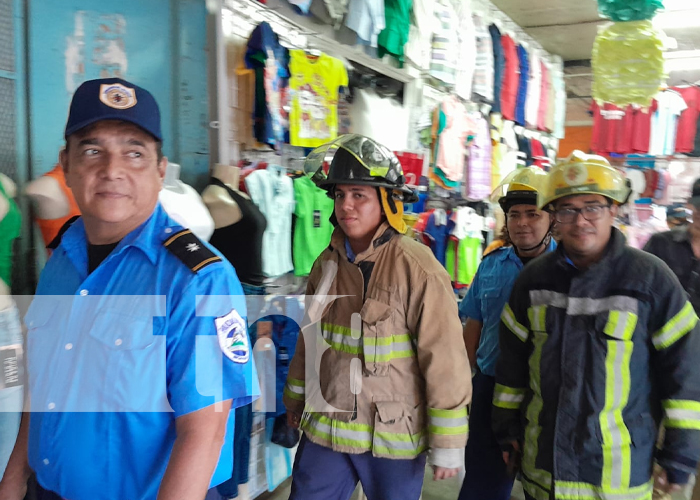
[[293, 176, 334, 276], [0, 181, 21, 287], [445, 236, 482, 285]]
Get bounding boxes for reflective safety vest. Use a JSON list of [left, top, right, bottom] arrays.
[[493, 228, 700, 500], [283, 223, 471, 459]]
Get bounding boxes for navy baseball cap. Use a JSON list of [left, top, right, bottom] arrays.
[[64, 78, 162, 141]]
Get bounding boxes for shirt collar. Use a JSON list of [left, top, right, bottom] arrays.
[[497, 238, 557, 264], [60, 203, 175, 267], [344, 238, 356, 263]]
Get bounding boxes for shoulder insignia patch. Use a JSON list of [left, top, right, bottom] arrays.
[[164, 229, 221, 273], [47, 215, 81, 250], [215, 308, 249, 363]]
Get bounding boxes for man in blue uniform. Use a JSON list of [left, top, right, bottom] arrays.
[[458, 167, 554, 500], [0, 78, 258, 500]]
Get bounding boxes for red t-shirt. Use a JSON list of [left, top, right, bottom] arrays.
[[672, 86, 700, 153], [589, 102, 626, 154], [631, 102, 655, 154], [500, 35, 519, 122]]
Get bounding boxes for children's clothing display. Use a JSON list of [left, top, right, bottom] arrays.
[[245, 166, 295, 277], [289, 51, 348, 148]]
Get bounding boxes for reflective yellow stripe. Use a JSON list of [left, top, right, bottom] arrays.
[[284, 385, 305, 402], [522, 327, 552, 491], [363, 333, 412, 346], [287, 377, 305, 387], [493, 384, 527, 410], [604, 311, 638, 341], [653, 302, 697, 350], [320, 323, 362, 355], [663, 400, 700, 430], [301, 412, 426, 457], [555, 479, 653, 500], [600, 333, 634, 491], [522, 475, 551, 500], [427, 407, 469, 435], [503, 303, 529, 342]]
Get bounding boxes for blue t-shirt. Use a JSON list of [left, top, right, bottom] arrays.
[[459, 241, 556, 376], [424, 212, 456, 267], [515, 44, 529, 126], [25, 203, 260, 500], [489, 23, 505, 114]]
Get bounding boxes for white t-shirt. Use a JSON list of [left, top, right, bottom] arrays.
[[525, 49, 541, 129], [454, 1, 476, 101], [345, 0, 385, 46], [649, 90, 687, 156], [244, 166, 295, 278], [404, 0, 435, 69], [159, 182, 215, 242]]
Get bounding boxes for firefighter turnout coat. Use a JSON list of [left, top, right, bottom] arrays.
[[493, 228, 700, 500], [283, 222, 471, 459]]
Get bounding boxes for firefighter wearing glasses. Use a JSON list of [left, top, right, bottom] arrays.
[[283, 135, 471, 500], [494, 151, 700, 500]]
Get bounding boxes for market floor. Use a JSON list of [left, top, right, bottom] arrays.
[[257, 468, 527, 500]]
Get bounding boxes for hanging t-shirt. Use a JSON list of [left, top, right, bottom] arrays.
[[471, 14, 494, 103], [246, 22, 290, 148], [515, 44, 529, 127], [429, 0, 459, 84], [672, 86, 700, 154], [345, 0, 385, 47], [423, 209, 455, 266], [445, 236, 482, 286], [377, 0, 412, 62], [631, 104, 654, 154], [454, 3, 476, 100], [489, 24, 505, 114], [292, 176, 334, 276], [289, 50, 349, 148], [500, 34, 519, 122], [537, 60, 550, 132], [404, 0, 434, 70], [466, 114, 492, 200], [0, 181, 21, 287], [552, 63, 567, 139], [517, 132, 533, 166], [649, 90, 687, 156], [245, 166, 295, 277], [436, 95, 471, 182], [525, 49, 541, 129]]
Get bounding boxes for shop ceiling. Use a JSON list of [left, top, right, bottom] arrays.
[[491, 0, 700, 124]]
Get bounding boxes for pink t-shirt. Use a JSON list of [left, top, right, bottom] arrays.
[[437, 96, 472, 182], [538, 61, 550, 132]]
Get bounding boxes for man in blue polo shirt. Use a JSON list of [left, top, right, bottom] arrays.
[[458, 167, 555, 500], [0, 78, 258, 500]]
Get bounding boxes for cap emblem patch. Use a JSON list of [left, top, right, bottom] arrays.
[[99, 83, 137, 110]]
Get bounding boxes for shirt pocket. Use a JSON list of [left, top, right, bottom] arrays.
[[361, 298, 395, 377], [595, 309, 638, 342], [88, 310, 166, 411], [482, 286, 506, 325]]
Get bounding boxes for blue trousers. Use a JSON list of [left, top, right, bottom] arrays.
[[458, 370, 515, 500], [289, 434, 427, 500]]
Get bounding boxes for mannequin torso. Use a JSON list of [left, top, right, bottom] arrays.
[[25, 168, 71, 219], [158, 162, 215, 241], [202, 165, 249, 229]]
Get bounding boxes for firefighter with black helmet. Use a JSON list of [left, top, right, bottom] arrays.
[[283, 134, 471, 500]]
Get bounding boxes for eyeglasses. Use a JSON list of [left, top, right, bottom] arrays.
[[554, 204, 610, 224], [506, 212, 542, 222]]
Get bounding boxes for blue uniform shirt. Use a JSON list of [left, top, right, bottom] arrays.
[[459, 241, 556, 376], [25, 203, 259, 500]]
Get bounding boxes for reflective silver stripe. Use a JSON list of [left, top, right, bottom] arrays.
[[373, 433, 424, 451], [530, 305, 546, 332], [529, 290, 639, 315], [666, 408, 700, 421], [323, 329, 362, 349], [653, 303, 697, 349], [285, 383, 304, 395], [304, 414, 373, 444], [495, 392, 525, 403], [429, 415, 469, 429], [555, 480, 652, 500], [502, 305, 529, 342], [530, 290, 567, 308], [568, 296, 638, 316], [367, 341, 413, 356]]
